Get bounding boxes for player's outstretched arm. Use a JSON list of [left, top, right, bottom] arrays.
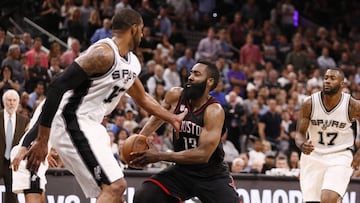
[[138, 87, 182, 136], [128, 82, 186, 134], [295, 97, 314, 155]]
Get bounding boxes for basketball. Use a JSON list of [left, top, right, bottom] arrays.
[[121, 134, 149, 165]]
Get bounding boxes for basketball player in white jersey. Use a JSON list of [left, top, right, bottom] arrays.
[[296, 67, 360, 203], [21, 8, 186, 203]]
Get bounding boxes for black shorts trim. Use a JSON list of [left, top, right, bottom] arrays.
[[146, 178, 182, 203], [24, 172, 43, 194]]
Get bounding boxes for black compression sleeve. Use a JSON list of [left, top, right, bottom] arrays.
[[39, 62, 89, 127], [21, 122, 40, 148]]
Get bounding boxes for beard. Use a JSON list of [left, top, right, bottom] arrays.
[[183, 80, 207, 101], [323, 85, 341, 95]]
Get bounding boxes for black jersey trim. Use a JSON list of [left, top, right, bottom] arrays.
[[62, 79, 111, 186], [318, 92, 344, 114]]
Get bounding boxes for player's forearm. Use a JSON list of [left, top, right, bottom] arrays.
[[140, 94, 175, 124], [139, 115, 165, 136], [295, 132, 307, 149], [158, 149, 211, 164]]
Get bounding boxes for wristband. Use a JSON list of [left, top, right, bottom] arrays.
[[299, 142, 305, 151]]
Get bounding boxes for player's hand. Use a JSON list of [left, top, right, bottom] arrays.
[[352, 149, 360, 170], [301, 140, 314, 155], [47, 148, 59, 168], [129, 138, 160, 168], [26, 141, 48, 172], [172, 108, 188, 139], [11, 146, 28, 171]]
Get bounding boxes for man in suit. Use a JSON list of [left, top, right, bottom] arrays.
[[0, 89, 29, 203]]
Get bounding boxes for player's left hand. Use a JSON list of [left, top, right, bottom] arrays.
[[129, 138, 160, 168], [352, 150, 360, 170], [172, 108, 188, 139]]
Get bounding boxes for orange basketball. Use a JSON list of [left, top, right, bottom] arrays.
[[121, 134, 149, 165]]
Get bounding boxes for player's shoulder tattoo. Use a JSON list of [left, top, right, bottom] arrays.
[[349, 97, 360, 120], [75, 44, 114, 76]]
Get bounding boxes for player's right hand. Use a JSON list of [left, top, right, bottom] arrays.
[[11, 146, 28, 171], [301, 140, 314, 155], [26, 141, 48, 172]]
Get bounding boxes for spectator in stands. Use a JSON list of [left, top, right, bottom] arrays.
[[223, 91, 245, 153], [280, 0, 295, 41], [48, 56, 63, 82], [47, 41, 63, 63], [261, 151, 276, 173], [99, 0, 114, 20], [167, 0, 192, 28], [241, 0, 261, 26], [196, 27, 220, 61], [176, 48, 196, 74], [67, 7, 85, 47], [79, 0, 94, 29], [221, 130, 240, 164], [19, 32, 33, 54], [85, 10, 102, 46], [231, 157, 246, 173], [60, 39, 80, 67], [169, 23, 187, 58], [137, 0, 157, 28], [0, 65, 21, 106], [157, 5, 172, 38], [138, 26, 157, 62], [60, 0, 76, 29], [26, 55, 50, 93], [274, 153, 290, 170], [19, 91, 32, 117], [248, 137, 265, 167], [1, 44, 25, 89], [110, 114, 128, 137], [239, 33, 263, 65], [288, 150, 300, 170], [210, 80, 227, 105], [139, 60, 155, 91], [124, 108, 139, 134], [285, 41, 307, 73], [317, 47, 336, 74], [156, 35, 174, 59], [90, 18, 112, 44], [243, 87, 258, 114], [307, 69, 323, 89], [115, 0, 132, 14], [163, 59, 180, 91], [261, 34, 278, 66], [27, 81, 46, 110], [40, 0, 61, 35], [228, 12, 244, 49], [146, 64, 165, 95], [352, 41, 360, 66], [276, 34, 292, 66], [227, 59, 247, 98], [217, 28, 234, 60], [0, 29, 9, 63], [258, 98, 286, 152], [338, 51, 356, 77], [25, 37, 48, 69], [152, 83, 166, 104]]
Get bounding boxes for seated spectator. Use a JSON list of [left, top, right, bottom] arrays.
[[20, 32, 33, 54], [210, 80, 227, 105], [27, 81, 46, 110], [25, 37, 48, 70], [231, 157, 246, 173], [67, 7, 85, 47], [156, 35, 174, 59], [60, 39, 80, 67], [163, 59, 180, 91], [261, 151, 276, 174], [1, 44, 25, 89], [90, 18, 112, 44], [146, 64, 165, 95], [240, 33, 264, 66], [0, 65, 21, 107], [48, 56, 63, 82], [248, 137, 265, 167], [26, 55, 50, 93], [221, 130, 239, 164], [85, 11, 102, 47], [176, 48, 196, 74], [195, 27, 220, 61], [317, 47, 336, 74]]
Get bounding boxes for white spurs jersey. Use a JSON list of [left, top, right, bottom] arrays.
[[57, 38, 141, 123], [308, 91, 354, 154]]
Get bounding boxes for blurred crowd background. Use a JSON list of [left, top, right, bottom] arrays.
[[1, 0, 360, 177]]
